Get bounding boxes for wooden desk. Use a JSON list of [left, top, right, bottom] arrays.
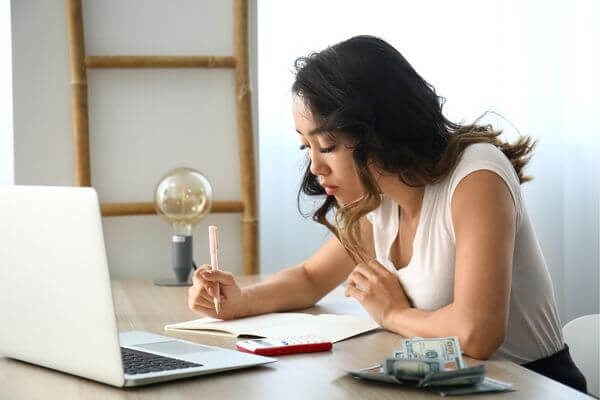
[[0, 278, 592, 399]]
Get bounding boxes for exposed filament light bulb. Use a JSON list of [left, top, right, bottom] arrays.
[[154, 167, 213, 286]]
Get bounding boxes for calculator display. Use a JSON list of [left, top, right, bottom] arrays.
[[253, 339, 278, 347]]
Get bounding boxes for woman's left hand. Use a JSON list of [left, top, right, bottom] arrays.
[[345, 259, 411, 326]]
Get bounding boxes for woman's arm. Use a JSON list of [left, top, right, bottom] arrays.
[[348, 170, 516, 359], [237, 234, 356, 317], [190, 218, 372, 320]]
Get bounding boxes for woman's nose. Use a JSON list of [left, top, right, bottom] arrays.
[[309, 152, 330, 176]]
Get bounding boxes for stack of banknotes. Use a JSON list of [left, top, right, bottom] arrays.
[[348, 336, 514, 396]]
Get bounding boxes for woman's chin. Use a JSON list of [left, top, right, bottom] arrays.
[[334, 193, 367, 207], [333, 195, 350, 207]]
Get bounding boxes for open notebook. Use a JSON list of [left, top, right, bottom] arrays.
[[165, 312, 380, 343]]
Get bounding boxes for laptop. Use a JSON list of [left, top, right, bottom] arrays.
[[0, 185, 276, 387]]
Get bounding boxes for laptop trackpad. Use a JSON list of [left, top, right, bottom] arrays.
[[135, 341, 215, 355]]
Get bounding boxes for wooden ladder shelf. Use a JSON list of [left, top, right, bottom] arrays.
[[65, 0, 258, 274]]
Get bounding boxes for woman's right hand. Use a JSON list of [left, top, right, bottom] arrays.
[[188, 264, 244, 321]]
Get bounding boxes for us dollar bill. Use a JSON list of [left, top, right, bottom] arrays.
[[420, 364, 485, 387], [349, 363, 513, 394], [383, 358, 443, 380], [383, 358, 485, 387], [349, 336, 513, 395], [394, 336, 464, 370], [427, 376, 514, 396]]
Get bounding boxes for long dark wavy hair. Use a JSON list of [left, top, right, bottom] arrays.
[[292, 35, 535, 263]]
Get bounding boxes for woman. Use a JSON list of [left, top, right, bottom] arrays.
[[188, 36, 587, 392]]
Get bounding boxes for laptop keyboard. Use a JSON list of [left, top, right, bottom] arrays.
[[121, 347, 202, 375]]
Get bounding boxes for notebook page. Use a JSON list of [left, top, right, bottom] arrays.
[[250, 314, 380, 343], [165, 313, 309, 336]]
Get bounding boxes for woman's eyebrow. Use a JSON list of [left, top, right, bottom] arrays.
[[296, 127, 326, 136]]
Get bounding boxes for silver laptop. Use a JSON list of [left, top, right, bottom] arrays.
[[0, 185, 276, 387]]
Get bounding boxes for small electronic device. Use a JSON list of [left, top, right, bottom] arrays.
[[237, 336, 332, 356]]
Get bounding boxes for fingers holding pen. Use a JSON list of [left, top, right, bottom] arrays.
[[192, 264, 212, 281], [188, 280, 212, 304], [190, 266, 224, 306], [188, 291, 215, 311], [189, 263, 242, 319], [188, 285, 209, 311], [195, 267, 218, 302], [188, 282, 214, 302], [200, 269, 235, 285]]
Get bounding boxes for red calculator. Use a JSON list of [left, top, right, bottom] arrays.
[[236, 335, 332, 356]]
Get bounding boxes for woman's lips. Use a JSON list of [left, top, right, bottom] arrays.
[[323, 186, 338, 195]]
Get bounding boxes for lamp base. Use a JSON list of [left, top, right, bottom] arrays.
[[154, 279, 192, 287]]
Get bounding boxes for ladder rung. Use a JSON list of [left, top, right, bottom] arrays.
[[101, 201, 244, 217], [85, 55, 236, 69]]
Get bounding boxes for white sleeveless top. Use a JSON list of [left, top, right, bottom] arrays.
[[366, 143, 564, 364]]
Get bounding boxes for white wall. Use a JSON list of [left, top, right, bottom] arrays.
[[1, 0, 13, 186], [257, 0, 599, 323], [11, 0, 249, 278]]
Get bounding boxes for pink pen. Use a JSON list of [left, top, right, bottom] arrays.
[[208, 225, 220, 315]]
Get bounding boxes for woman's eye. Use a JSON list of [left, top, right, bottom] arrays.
[[298, 144, 336, 153]]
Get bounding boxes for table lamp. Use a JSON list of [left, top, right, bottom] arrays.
[[154, 167, 213, 286]]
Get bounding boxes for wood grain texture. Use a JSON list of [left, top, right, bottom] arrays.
[[0, 278, 593, 399], [85, 56, 236, 69], [101, 201, 244, 217], [234, 0, 259, 275], [66, 0, 91, 186]]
